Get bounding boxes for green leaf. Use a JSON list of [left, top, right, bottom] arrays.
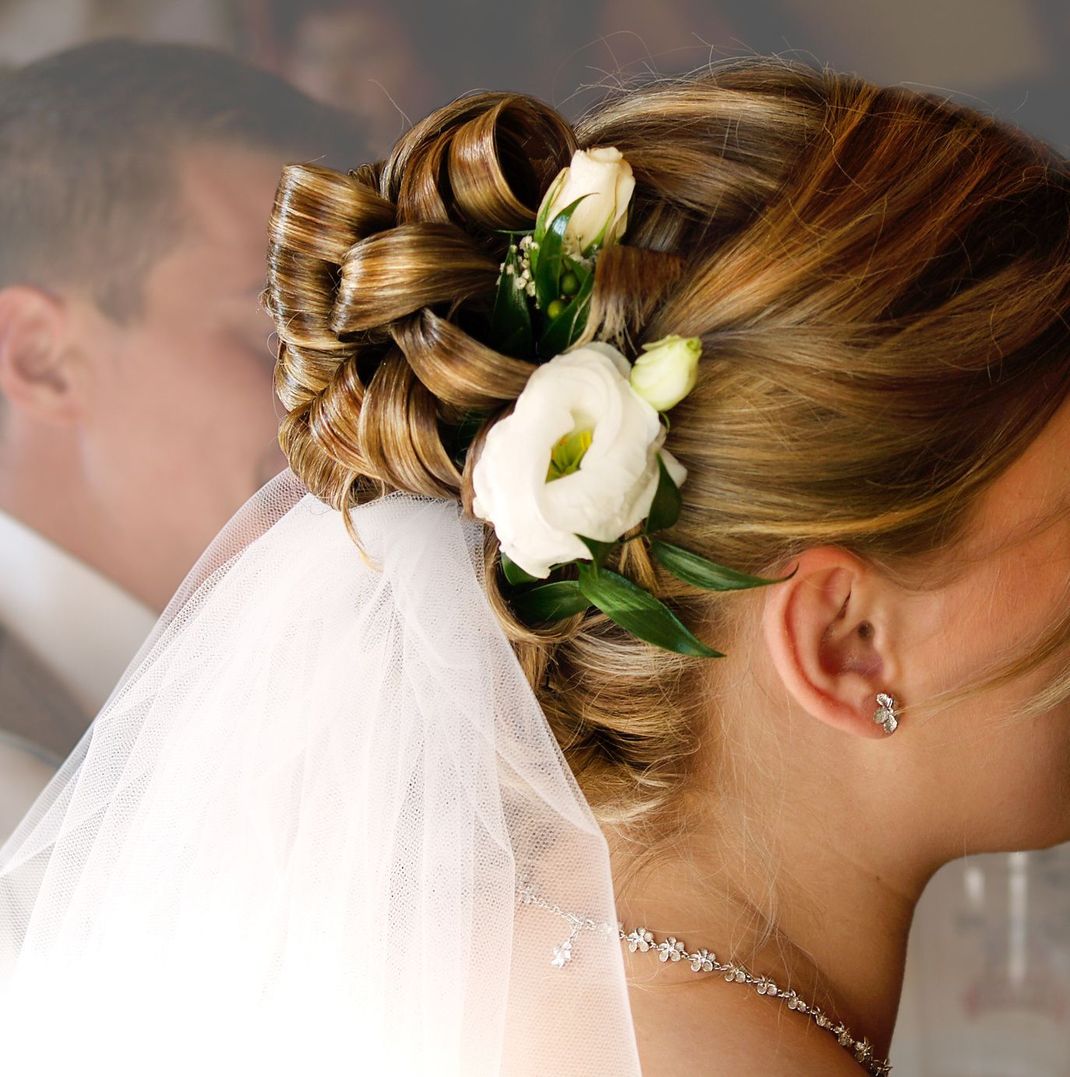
[[644, 455, 682, 534], [490, 242, 534, 359], [532, 195, 590, 313], [577, 534, 615, 569], [511, 580, 590, 624], [576, 564, 723, 658], [533, 170, 567, 243], [501, 552, 538, 586], [651, 541, 799, 591], [537, 270, 594, 358]]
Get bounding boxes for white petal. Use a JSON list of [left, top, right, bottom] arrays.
[[576, 341, 632, 379], [659, 448, 688, 489]]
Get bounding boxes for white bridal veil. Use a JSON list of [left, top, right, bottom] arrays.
[[0, 471, 641, 1075]]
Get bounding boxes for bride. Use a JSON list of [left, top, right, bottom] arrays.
[[2, 58, 1069, 1075]]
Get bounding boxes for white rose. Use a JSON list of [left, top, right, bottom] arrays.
[[535, 146, 635, 255], [471, 341, 688, 579], [629, 335, 702, 412]]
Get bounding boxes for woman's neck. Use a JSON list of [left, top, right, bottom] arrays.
[[606, 795, 938, 1067]]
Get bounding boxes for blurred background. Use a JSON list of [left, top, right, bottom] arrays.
[[0, 0, 1067, 156], [0, 2, 1068, 1073]]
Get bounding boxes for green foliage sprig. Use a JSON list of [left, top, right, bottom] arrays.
[[489, 197, 596, 360], [501, 458, 797, 657], [475, 149, 797, 658]]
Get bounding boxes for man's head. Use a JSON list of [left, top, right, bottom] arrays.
[[0, 39, 366, 608]]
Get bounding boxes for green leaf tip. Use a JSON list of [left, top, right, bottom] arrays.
[[576, 564, 724, 658], [652, 541, 799, 592]]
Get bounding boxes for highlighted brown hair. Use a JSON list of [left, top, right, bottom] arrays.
[[266, 59, 1070, 831]]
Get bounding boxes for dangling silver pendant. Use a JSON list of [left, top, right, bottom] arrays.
[[873, 692, 899, 735], [551, 914, 584, 968], [551, 937, 574, 967]]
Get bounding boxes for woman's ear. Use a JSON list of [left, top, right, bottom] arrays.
[[0, 286, 85, 425], [761, 546, 902, 739]]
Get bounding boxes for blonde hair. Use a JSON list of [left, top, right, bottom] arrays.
[[265, 59, 1070, 840]]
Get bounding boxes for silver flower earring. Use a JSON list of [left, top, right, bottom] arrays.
[[873, 692, 899, 735]]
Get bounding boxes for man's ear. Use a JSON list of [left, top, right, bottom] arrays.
[[0, 286, 85, 425], [761, 546, 901, 739]]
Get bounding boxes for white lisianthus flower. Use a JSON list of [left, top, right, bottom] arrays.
[[629, 335, 703, 412], [536, 146, 635, 255], [471, 341, 687, 579]]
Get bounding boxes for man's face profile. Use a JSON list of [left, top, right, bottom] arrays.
[[66, 144, 287, 606]]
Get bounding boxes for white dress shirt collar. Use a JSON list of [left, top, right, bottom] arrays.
[[0, 509, 158, 716]]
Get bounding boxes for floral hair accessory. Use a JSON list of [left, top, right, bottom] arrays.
[[471, 340, 687, 580], [473, 146, 795, 657], [629, 334, 702, 412], [538, 146, 634, 257], [489, 145, 634, 361]]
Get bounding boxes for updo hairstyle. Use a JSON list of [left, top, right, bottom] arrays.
[[265, 60, 1070, 835]]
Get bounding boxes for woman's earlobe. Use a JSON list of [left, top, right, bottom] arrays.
[[761, 547, 902, 740]]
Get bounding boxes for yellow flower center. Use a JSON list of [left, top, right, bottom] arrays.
[[546, 428, 593, 482]]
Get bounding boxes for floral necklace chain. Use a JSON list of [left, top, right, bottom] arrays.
[[519, 884, 892, 1077]]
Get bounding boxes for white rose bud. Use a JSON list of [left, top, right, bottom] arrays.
[[471, 341, 687, 579], [535, 146, 635, 255], [628, 335, 702, 412]]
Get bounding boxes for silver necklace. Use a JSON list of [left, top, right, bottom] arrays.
[[520, 884, 892, 1077]]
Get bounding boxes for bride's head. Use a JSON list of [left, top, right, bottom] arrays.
[[264, 59, 1070, 888]]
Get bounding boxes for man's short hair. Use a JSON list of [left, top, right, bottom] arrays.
[[0, 38, 368, 319]]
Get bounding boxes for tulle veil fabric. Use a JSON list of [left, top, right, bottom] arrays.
[[0, 470, 641, 1075]]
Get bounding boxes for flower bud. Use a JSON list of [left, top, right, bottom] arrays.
[[535, 146, 635, 255], [628, 335, 702, 412]]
